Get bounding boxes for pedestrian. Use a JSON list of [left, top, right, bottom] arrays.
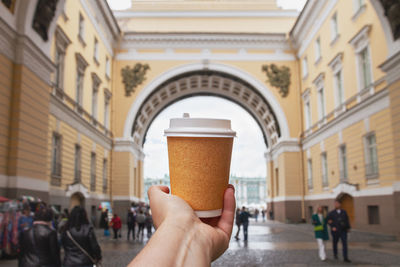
[[58, 212, 68, 234], [127, 209, 136, 241], [145, 212, 153, 238], [127, 184, 235, 266], [269, 209, 274, 220], [136, 209, 146, 239], [327, 199, 351, 263], [18, 204, 61, 267], [234, 208, 241, 240], [312, 206, 329, 261], [99, 209, 110, 237], [17, 203, 33, 234], [261, 209, 266, 222], [255, 209, 259, 222], [110, 214, 122, 240], [239, 206, 251, 241], [61, 206, 102, 267]]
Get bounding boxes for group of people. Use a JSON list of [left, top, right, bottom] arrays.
[[99, 203, 153, 241], [312, 199, 351, 263], [18, 203, 102, 267], [234, 206, 251, 241]]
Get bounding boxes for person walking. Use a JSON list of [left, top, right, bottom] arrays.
[[261, 209, 266, 222], [327, 200, 351, 263], [239, 206, 251, 241], [234, 208, 241, 240], [61, 206, 102, 267], [110, 214, 122, 240], [136, 210, 146, 239], [18, 204, 61, 267], [255, 209, 259, 222], [99, 209, 109, 237], [145, 212, 153, 238], [127, 209, 136, 241], [17, 204, 33, 235], [312, 206, 329, 261]]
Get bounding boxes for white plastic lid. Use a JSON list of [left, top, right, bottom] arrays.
[[164, 113, 236, 138]]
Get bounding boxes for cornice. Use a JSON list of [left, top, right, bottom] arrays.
[[380, 50, 400, 85], [121, 32, 290, 50], [0, 17, 16, 60], [114, 10, 299, 18], [114, 138, 145, 160]]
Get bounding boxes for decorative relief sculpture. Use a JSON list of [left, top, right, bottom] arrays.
[[262, 64, 291, 97], [379, 0, 400, 40], [32, 0, 59, 41], [121, 63, 150, 96]]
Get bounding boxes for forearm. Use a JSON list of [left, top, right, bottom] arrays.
[[129, 218, 211, 267]]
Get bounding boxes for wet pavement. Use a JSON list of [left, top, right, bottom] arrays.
[[2, 220, 400, 266]]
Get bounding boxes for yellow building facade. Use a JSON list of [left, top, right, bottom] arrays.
[[0, 0, 399, 234]]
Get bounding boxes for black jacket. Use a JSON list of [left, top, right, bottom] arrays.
[[61, 224, 102, 267], [18, 223, 61, 267], [326, 209, 351, 233]]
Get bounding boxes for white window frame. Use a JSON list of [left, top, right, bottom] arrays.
[[339, 144, 348, 182], [307, 159, 313, 190], [90, 152, 96, 191], [349, 25, 373, 94], [328, 52, 345, 111], [103, 158, 108, 193], [106, 57, 110, 79], [78, 13, 85, 44], [51, 132, 62, 179], [330, 12, 339, 44], [94, 38, 99, 63], [352, 0, 366, 20], [75, 53, 88, 111], [313, 73, 326, 123], [104, 89, 112, 129], [91, 73, 101, 121], [54, 26, 71, 94], [302, 89, 312, 130], [302, 56, 308, 78], [364, 132, 379, 179], [321, 152, 328, 187], [314, 37, 321, 64], [74, 144, 82, 183]]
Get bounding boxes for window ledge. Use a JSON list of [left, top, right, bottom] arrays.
[[323, 186, 329, 191], [330, 34, 340, 47], [78, 35, 86, 47], [366, 176, 379, 184], [352, 5, 367, 22], [302, 73, 309, 81]]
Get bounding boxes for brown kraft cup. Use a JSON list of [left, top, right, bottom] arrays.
[[165, 113, 236, 218]]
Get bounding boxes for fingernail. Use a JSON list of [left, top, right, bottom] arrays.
[[228, 184, 235, 192]]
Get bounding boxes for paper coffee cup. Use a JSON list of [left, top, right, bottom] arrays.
[[165, 113, 236, 218]]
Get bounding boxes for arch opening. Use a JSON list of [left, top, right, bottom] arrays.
[[130, 70, 283, 148], [337, 193, 355, 225], [70, 192, 85, 209]]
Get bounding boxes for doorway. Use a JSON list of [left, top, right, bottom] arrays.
[[338, 193, 355, 225], [70, 192, 85, 209]]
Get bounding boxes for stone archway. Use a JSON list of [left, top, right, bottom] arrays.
[[122, 62, 291, 149]]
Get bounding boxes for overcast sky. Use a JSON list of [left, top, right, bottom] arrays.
[[143, 96, 267, 179], [107, 0, 307, 11]]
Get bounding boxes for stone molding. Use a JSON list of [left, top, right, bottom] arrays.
[[66, 182, 90, 198], [0, 175, 50, 192], [114, 138, 145, 160], [265, 139, 300, 162], [379, 50, 400, 84]]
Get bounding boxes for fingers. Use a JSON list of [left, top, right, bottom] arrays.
[[217, 184, 236, 237], [148, 185, 169, 201]]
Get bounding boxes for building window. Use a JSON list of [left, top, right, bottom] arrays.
[[302, 56, 308, 78], [321, 152, 328, 187], [275, 168, 279, 196], [307, 159, 313, 190], [106, 57, 110, 79], [364, 133, 379, 178], [90, 152, 96, 191], [334, 71, 345, 106], [94, 38, 99, 64], [91, 73, 101, 121], [315, 37, 321, 63], [51, 133, 62, 185], [367, 205, 380, 225], [317, 87, 326, 119], [54, 26, 71, 96], [353, 0, 365, 15], [74, 144, 82, 183], [75, 53, 88, 112], [78, 13, 85, 44], [103, 158, 108, 193], [302, 89, 311, 130], [359, 47, 372, 90], [339, 145, 348, 182], [330, 13, 339, 42], [104, 89, 111, 129]]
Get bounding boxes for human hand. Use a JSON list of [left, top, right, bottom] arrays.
[[148, 184, 236, 261]]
